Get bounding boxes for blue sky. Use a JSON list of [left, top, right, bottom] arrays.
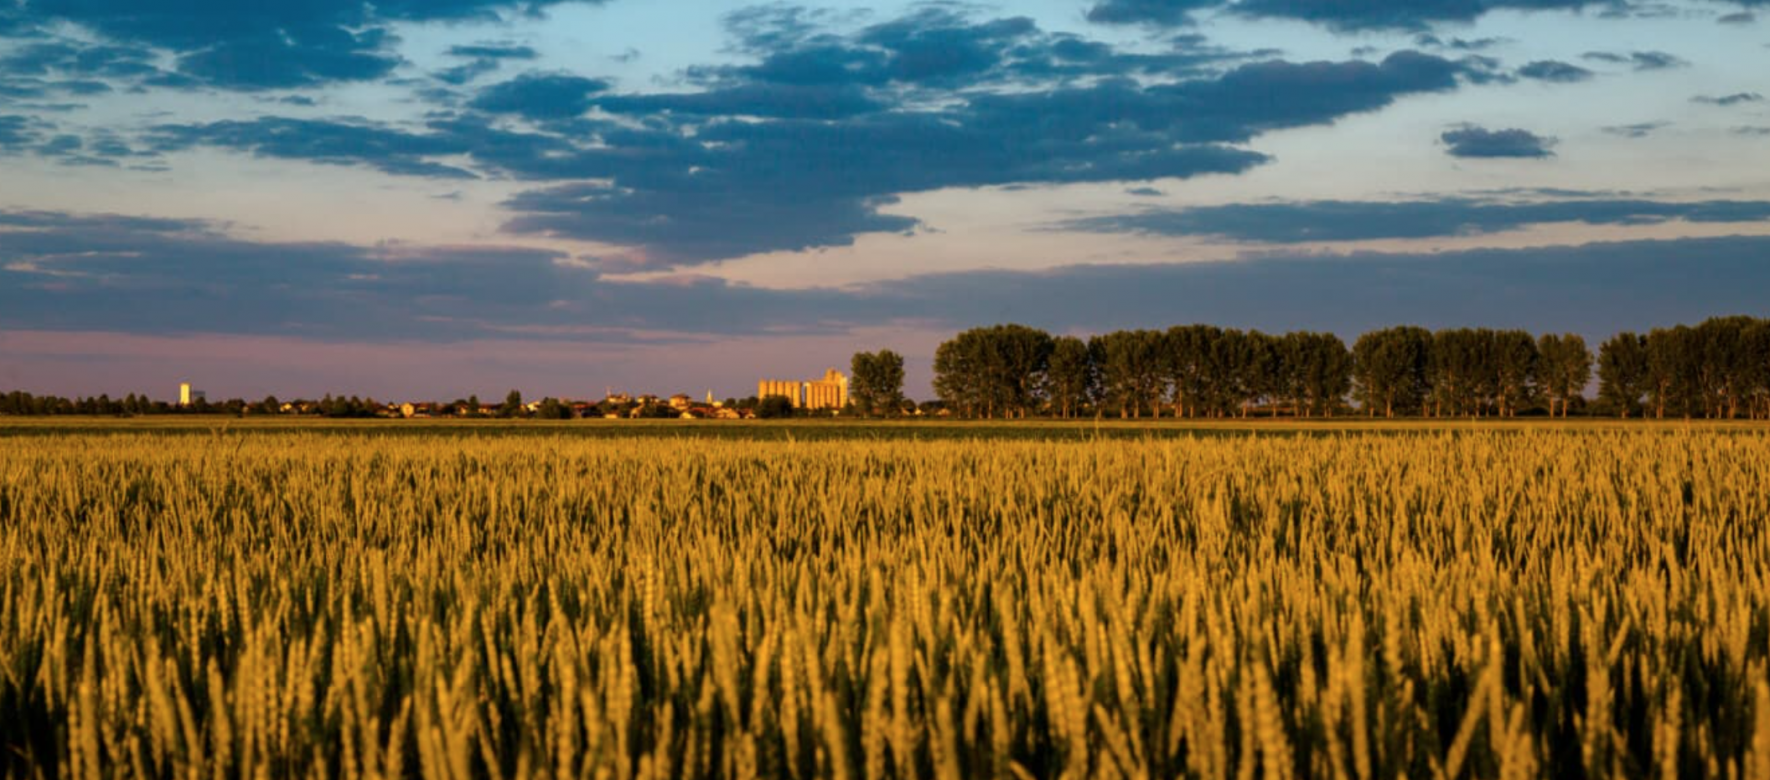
[[1, 0, 1767, 400]]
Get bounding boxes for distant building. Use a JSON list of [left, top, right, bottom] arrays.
[[805, 368, 848, 410], [758, 379, 801, 406], [669, 394, 693, 410], [758, 368, 849, 410], [178, 382, 206, 406]]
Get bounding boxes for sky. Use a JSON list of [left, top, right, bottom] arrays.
[[1, 0, 1767, 402]]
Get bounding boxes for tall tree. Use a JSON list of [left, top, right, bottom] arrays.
[[1289, 332, 1352, 417], [1645, 326, 1697, 419], [933, 331, 988, 418], [1692, 316, 1761, 418], [1232, 330, 1281, 417], [1092, 329, 1166, 418], [1353, 326, 1432, 417], [1045, 336, 1095, 419], [850, 349, 906, 416], [498, 389, 524, 419], [1537, 334, 1592, 417], [1598, 332, 1648, 418], [1744, 319, 1770, 420], [1165, 324, 1221, 418], [932, 325, 1053, 418], [1491, 329, 1539, 418]]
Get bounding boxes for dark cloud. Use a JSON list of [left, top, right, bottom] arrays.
[[148, 6, 1486, 267], [23, 0, 583, 50], [7, 208, 1770, 344], [1442, 126, 1556, 158], [1085, 0, 1618, 31], [1057, 196, 1770, 242], [1692, 92, 1763, 106], [0, 41, 161, 80], [0, 114, 44, 152], [436, 61, 501, 85], [446, 43, 539, 60], [1517, 60, 1594, 83], [1601, 121, 1668, 138], [0, 210, 210, 233], [0, 114, 140, 166], [1735, 126, 1770, 136], [148, 117, 480, 179], [504, 184, 923, 264], [11, 0, 604, 90], [167, 36, 1475, 267], [719, 5, 867, 55], [0, 208, 866, 341], [1126, 187, 1167, 196], [853, 10, 1039, 86], [1413, 35, 1507, 51], [1716, 11, 1755, 23], [1085, 0, 1219, 26], [691, 7, 1245, 94], [0, 74, 119, 100], [172, 28, 400, 90], [497, 51, 1475, 263], [436, 44, 540, 85], [1581, 50, 1688, 70], [468, 73, 611, 120]]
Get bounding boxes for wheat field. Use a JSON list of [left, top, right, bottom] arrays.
[[1, 427, 1767, 779]]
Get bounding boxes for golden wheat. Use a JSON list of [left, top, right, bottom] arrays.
[[0, 428, 1766, 778]]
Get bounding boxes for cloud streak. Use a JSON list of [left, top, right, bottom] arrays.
[[1057, 196, 1770, 242], [7, 209, 1770, 347]]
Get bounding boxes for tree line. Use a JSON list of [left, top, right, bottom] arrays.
[[924, 316, 1770, 420]]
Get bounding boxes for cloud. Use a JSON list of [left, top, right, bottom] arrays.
[[1517, 60, 1594, 83], [1244, 0, 1612, 30], [1692, 92, 1763, 106], [0, 114, 43, 152], [1056, 196, 1770, 242], [468, 72, 611, 120], [0, 208, 877, 341], [0, 209, 212, 233], [148, 117, 481, 179], [159, 6, 1485, 268], [1441, 126, 1556, 158], [1601, 121, 1669, 138], [446, 43, 540, 60], [1126, 187, 1167, 196], [0, 41, 162, 80], [1085, 0, 1219, 26], [1085, 0, 1616, 31], [1716, 11, 1755, 23], [691, 7, 1248, 93], [1581, 50, 1688, 70], [174, 29, 401, 90], [436, 43, 541, 85], [1413, 35, 1507, 51], [12, 0, 606, 90], [493, 45, 1483, 264], [8, 208, 1770, 345]]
